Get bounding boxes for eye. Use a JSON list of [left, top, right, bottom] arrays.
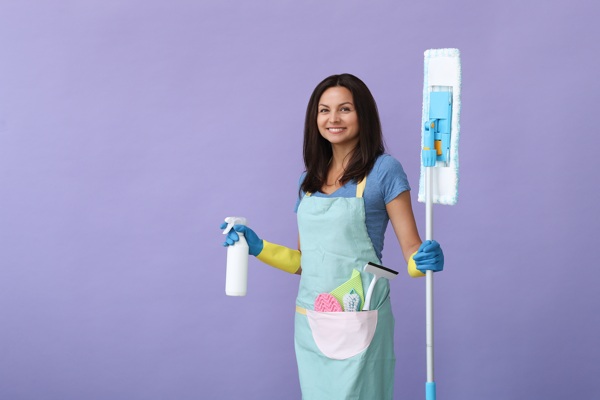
[[340, 107, 353, 113], [318, 108, 329, 113]]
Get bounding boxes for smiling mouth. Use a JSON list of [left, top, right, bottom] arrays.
[[327, 128, 346, 133]]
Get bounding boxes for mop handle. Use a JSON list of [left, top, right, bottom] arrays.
[[425, 166, 436, 400]]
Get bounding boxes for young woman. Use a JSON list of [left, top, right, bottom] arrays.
[[222, 73, 444, 399]]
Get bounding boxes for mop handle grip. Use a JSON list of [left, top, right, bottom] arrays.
[[426, 381, 436, 400]]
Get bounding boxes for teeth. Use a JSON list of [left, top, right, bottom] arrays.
[[328, 128, 344, 133]]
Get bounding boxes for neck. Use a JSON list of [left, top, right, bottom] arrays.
[[330, 145, 355, 171], [323, 145, 355, 189]]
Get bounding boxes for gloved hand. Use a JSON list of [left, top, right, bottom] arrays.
[[413, 240, 444, 273], [220, 223, 264, 256], [220, 222, 301, 274]]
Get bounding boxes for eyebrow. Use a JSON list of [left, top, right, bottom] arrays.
[[318, 102, 354, 107]]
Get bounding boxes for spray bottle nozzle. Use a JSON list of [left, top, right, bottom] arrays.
[[223, 216, 248, 235]]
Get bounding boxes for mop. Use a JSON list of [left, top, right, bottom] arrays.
[[419, 48, 461, 400]]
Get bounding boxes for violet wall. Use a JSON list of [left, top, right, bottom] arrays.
[[1, 1, 598, 399]]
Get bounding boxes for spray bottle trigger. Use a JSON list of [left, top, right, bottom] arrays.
[[223, 217, 236, 235], [223, 216, 247, 235], [223, 222, 234, 235]]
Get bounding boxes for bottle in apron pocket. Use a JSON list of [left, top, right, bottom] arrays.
[[223, 216, 249, 296]]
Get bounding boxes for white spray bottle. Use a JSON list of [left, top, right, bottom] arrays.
[[223, 216, 249, 296]]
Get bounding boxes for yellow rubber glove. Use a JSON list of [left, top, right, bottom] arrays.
[[407, 251, 426, 278], [256, 240, 301, 274]]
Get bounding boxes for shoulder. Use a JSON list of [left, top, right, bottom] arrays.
[[297, 171, 308, 196], [298, 171, 307, 185], [368, 154, 410, 203], [372, 154, 407, 177], [294, 171, 308, 213]]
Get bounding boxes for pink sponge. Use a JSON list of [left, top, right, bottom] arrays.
[[314, 293, 343, 312]]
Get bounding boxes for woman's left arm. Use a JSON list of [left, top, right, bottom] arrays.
[[386, 190, 422, 263]]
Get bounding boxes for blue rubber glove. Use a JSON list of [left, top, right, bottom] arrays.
[[220, 222, 264, 256], [413, 240, 444, 273]]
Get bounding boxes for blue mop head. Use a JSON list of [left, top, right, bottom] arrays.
[[418, 48, 462, 206]]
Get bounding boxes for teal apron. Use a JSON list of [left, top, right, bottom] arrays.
[[295, 178, 396, 400]]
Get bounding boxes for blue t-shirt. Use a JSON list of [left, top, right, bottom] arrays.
[[294, 154, 411, 262]]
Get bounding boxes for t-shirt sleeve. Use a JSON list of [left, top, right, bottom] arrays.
[[294, 171, 307, 213], [377, 155, 411, 204]]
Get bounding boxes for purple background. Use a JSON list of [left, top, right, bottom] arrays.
[[1, 1, 598, 399]]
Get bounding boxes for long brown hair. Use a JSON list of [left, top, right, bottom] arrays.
[[301, 73, 385, 194]]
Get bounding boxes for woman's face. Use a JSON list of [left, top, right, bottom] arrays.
[[317, 86, 359, 148]]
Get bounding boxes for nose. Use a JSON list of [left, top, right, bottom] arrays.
[[329, 111, 341, 123]]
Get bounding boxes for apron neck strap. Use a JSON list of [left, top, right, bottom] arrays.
[[356, 177, 366, 198], [304, 176, 367, 198]]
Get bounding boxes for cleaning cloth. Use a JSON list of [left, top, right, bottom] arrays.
[[329, 269, 365, 311]]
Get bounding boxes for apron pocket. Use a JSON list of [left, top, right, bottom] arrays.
[[306, 310, 378, 360]]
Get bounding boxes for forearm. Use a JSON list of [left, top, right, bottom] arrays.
[[256, 240, 301, 274], [386, 192, 425, 277]]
